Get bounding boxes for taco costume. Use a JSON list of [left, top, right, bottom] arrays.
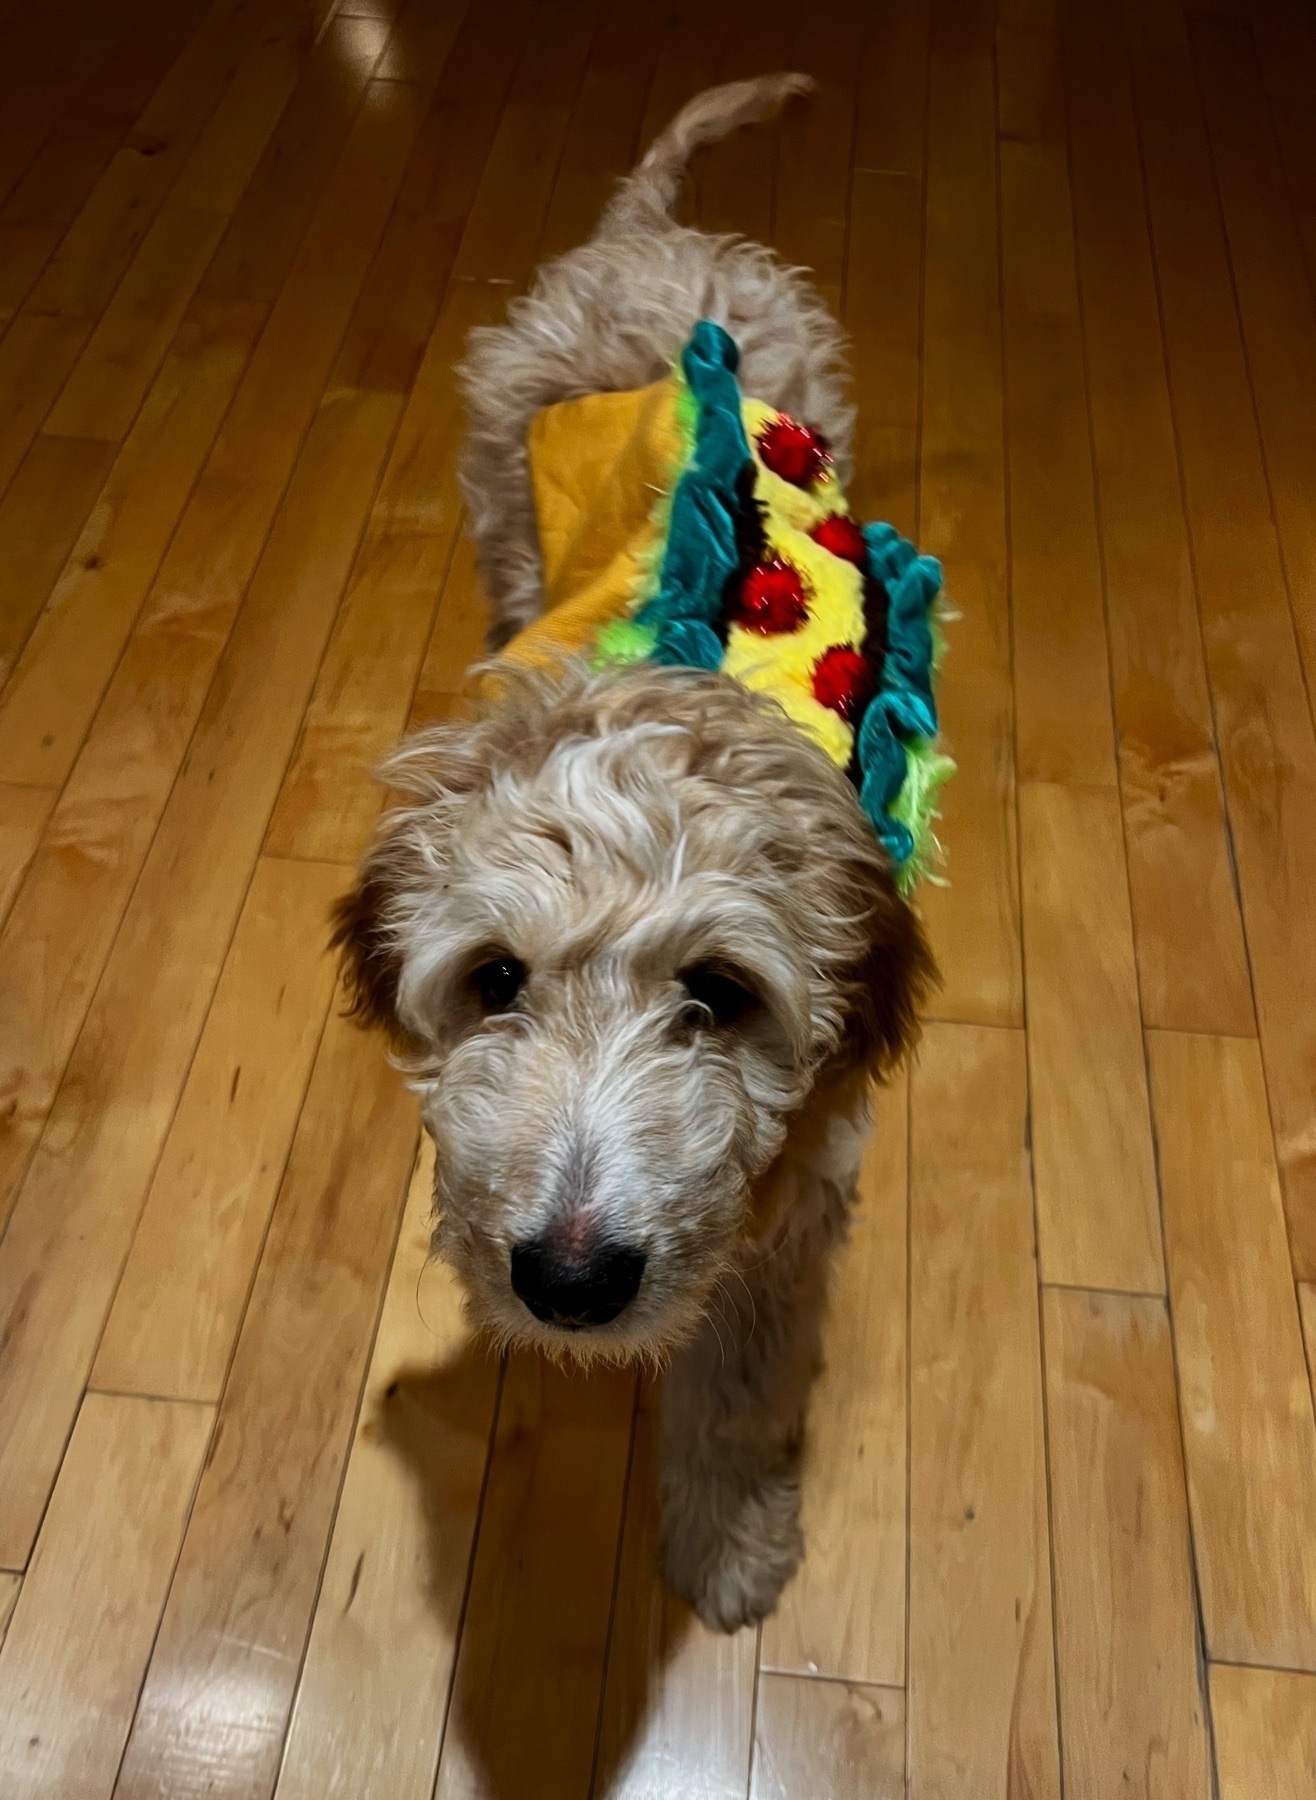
[[499, 320, 953, 894]]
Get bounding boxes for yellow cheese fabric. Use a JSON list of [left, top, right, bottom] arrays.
[[499, 377, 684, 671]]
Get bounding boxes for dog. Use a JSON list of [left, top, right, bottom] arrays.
[[332, 74, 937, 1632]]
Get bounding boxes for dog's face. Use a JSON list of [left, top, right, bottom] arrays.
[[334, 663, 931, 1363]]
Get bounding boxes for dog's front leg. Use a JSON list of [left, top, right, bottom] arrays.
[[657, 1198, 840, 1633], [658, 1241, 826, 1631]]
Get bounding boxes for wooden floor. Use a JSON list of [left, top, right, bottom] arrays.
[[1, 0, 1315, 1793]]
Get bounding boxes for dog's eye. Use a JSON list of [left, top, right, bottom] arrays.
[[679, 963, 756, 1028], [470, 956, 526, 1013]]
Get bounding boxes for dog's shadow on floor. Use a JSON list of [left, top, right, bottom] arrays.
[[379, 1348, 718, 1800]]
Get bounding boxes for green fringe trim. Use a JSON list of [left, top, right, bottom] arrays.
[[591, 373, 698, 675], [594, 617, 658, 666], [888, 735, 956, 896]]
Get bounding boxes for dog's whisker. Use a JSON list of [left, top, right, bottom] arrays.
[[704, 1292, 730, 1369], [726, 1263, 759, 1344]]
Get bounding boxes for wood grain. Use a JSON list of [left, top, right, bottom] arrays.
[[1148, 1030, 1316, 1669], [595, 1381, 756, 1800], [634, 0, 722, 167], [1135, 45, 1316, 1276], [1062, 2, 1253, 1036], [1250, 0, 1316, 293], [853, 0, 929, 177], [0, 73, 430, 1227], [0, 1393, 211, 1800], [0, 1, 127, 208], [0, 784, 52, 928], [999, 131, 1116, 785], [163, 33, 302, 218], [0, 296, 264, 790], [760, 1075, 907, 1684], [40, 206, 231, 444], [199, 12, 390, 307], [265, 280, 504, 864], [404, 508, 497, 723], [370, 0, 476, 88], [996, 18, 1063, 145], [450, 0, 604, 286], [1300, 1283, 1316, 1405], [198, 77, 427, 500], [1190, 14, 1316, 719], [433, 1353, 636, 1800], [0, 314, 89, 498], [1020, 783, 1163, 1292], [530, 0, 665, 270], [2, 63, 432, 862], [0, 432, 116, 687], [693, 8, 792, 250], [0, 1575, 16, 1651], [907, 1022, 1061, 1800], [330, 0, 532, 394], [1042, 1288, 1212, 1799], [39, 29, 297, 444], [114, 1005, 418, 1800], [0, 390, 400, 1564], [0, 383, 397, 1241], [0, 0, 208, 322], [844, 169, 920, 539], [92, 857, 344, 1402], [274, 1139, 501, 1800], [751, 1677, 904, 1800], [23, 0, 316, 324], [917, 14, 1022, 1027], [772, 8, 863, 313], [1210, 1664, 1316, 1800]]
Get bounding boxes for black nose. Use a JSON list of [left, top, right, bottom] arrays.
[[510, 1241, 646, 1328]]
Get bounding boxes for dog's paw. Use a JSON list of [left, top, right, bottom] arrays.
[[662, 1471, 803, 1633]]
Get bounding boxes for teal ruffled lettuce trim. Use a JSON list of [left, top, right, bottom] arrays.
[[592, 376, 701, 670], [595, 319, 952, 890], [630, 319, 751, 671], [857, 523, 954, 890]]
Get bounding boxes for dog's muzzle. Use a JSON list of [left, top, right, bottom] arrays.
[[510, 1240, 646, 1329]]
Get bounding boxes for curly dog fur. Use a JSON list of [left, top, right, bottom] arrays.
[[335, 75, 933, 1631]]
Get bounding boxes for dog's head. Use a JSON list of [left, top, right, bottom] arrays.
[[334, 661, 933, 1362]]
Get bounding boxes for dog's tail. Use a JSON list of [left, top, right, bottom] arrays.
[[600, 73, 815, 231]]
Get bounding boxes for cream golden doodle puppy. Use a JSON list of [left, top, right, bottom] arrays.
[[334, 75, 938, 1632]]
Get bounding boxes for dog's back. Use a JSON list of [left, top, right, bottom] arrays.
[[457, 77, 854, 648]]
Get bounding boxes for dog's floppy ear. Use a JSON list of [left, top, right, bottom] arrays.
[[330, 854, 405, 1038], [840, 881, 937, 1076], [328, 710, 498, 1043]]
